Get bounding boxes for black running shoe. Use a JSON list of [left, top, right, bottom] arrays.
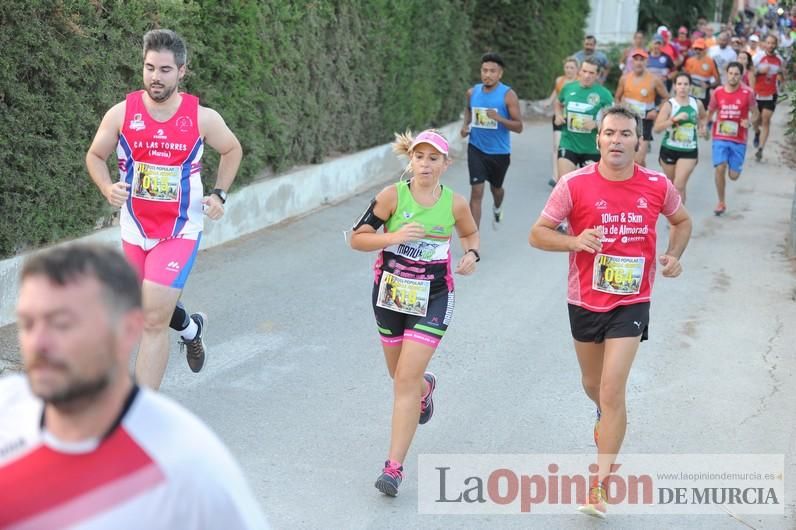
[[753, 131, 760, 148], [375, 460, 403, 496], [419, 372, 437, 425], [179, 312, 207, 373]]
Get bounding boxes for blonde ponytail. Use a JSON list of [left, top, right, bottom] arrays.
[[392, 130, 414, 157]]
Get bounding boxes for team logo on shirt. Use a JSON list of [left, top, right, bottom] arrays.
[[587, 93, 600, 105], [154, 128, 168, 140], [595, 200, 608, 209], [431, 225, 445, 233], [129, 113, 146, 131], [403, 211, 413, 219], [176, 116, 193, 132], [636, 197, 648, 209], [702, 63, 710, 71], [640, 88, 648, 97]]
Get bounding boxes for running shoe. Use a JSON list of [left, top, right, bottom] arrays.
[[375, 460, 403, 496], [753, 131, 760, 148], [179, 312, 207, 373], [419, 372, 437, 425], [577, 481, 607, 518], [755, 148, 763, 162], [593, 408, 601, 448], [713, 202, 726, 216], [492, 207, 503, 230]]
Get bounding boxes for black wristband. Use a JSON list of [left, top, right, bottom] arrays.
[[211, 188, 227, 204], [466, 249, 480, 262]]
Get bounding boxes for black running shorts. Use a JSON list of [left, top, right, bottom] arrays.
[[757, 95, 777, 112], [558, 148, 600, 167], [568, 302, 650, 343], [659, 145, 698, 165], [468, 144, 511, 188], [642, 119, 654, 142], [372, 283, 454, 348]]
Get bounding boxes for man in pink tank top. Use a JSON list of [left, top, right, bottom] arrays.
[[86, 29, 242, 390], [530, 105, 692, 519]]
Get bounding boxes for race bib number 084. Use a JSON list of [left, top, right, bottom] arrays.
[[592, 254, 645, 295]]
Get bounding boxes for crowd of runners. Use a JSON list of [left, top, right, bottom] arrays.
[[0, 3, 793, 526]]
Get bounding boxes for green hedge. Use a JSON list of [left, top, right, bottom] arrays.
[[0, 1, 588, 258], [469, 0, 590, 100]]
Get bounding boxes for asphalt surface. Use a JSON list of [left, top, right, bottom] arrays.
[[1, 109, 795, 529]]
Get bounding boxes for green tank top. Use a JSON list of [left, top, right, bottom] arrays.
[[661, 97, 699, 152], [385, 180, 455, 237]]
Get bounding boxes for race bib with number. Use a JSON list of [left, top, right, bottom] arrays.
[[690, 85, 707, 99], [623, 98, 649, 118], [669, 123, 697, 149], [376, 271, 431, 316], [592, 254, 645, 295], [567, 112, 593, 133], [132, 162, 181, 202], [471, 107, 498, 129], [717, 120, 739, 137]]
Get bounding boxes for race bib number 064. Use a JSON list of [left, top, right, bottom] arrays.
[[376, 272, 431, 317], [592, 254, 645, 295]]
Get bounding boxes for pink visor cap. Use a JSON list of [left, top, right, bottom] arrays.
[[409, 130, 449, 155]]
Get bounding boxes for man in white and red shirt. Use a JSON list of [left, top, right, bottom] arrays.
[[0, 244, 268, 529], [708, 61, 758, 215], [530, 106, 692, 519], [86, 29, 243, 389], [752, 34, 784, 162]]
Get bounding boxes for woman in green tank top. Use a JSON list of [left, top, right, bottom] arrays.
[[653, 72, 707, 203], [349, 129, 479, 497]]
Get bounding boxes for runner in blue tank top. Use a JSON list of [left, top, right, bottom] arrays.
[[460, 53, 523, 231]]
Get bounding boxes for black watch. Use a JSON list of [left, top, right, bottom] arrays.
[[466, 249, 481, 262], [212, 188, 228, 204]]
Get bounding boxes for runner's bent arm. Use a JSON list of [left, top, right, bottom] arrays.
[[529, 216, 603, 254], [498, 89, 524, 133], [554, 96, 565, 126], [452, 194, 479, 275], [697, 100, 708, 136], [86, 102, 127, 207], [350, 186, 423, 252], [614, 75, 626, 101], [199, 106, 242, 195], [660, 205, 692, 277], [460, 89, 473, 137], [653, 101, 674, 133]]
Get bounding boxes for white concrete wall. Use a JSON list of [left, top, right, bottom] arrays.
[[585, 0, 640, 44], [0, 122, 463, 327]]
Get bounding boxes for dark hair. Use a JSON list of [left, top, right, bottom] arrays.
[[674, 72, 692, 85], [143, 29, 187, 67], [21, 243, 142, 315], [585, 35, 596, 42], [598, 104, 642, 137], [736, 50, 753, 66], [726, 61, 744, 75], [581, 57, 601, 69], [481, 52, 505, 68]]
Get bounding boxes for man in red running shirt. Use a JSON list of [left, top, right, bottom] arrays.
[[708, 62, 758, 215], [752, 34, 784, 161], [529, 105, 692, 519]]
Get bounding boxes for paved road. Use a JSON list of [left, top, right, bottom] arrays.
[[2, 110, 795, 529]]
